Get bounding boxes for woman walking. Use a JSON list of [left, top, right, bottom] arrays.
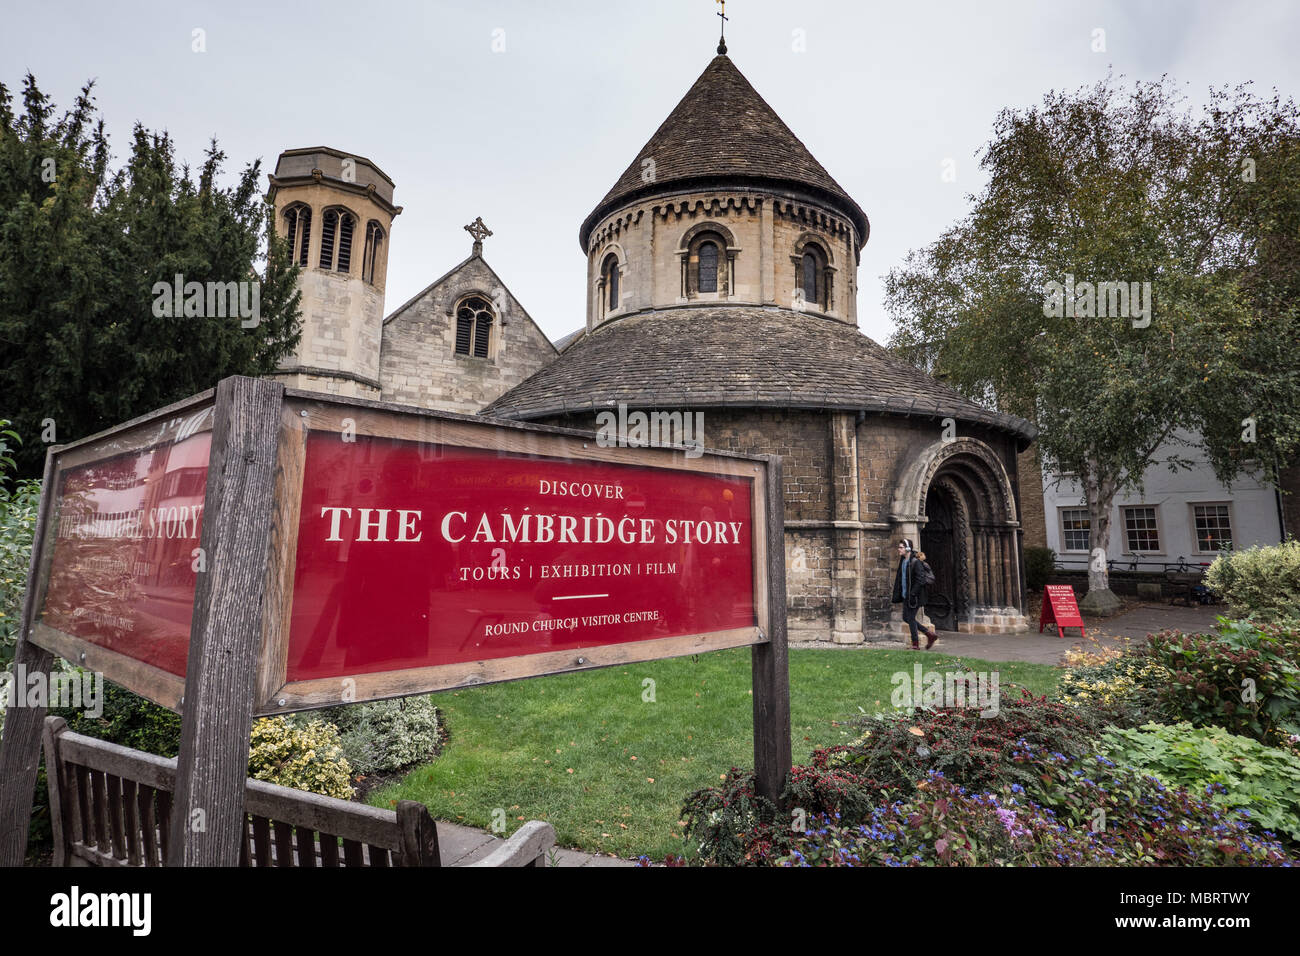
[[892, 538, 939, 650]]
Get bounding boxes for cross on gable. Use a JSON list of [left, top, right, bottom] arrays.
[[464, 216, 493, 255]]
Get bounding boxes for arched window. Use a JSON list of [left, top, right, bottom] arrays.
[[474, 310, 492, 357], [603, 254, 620, 312], [794, 241, 831, 310], [362, 221, 384, 285], [681, 227, 735, 299], [802, 250, 819, 304], [284, 204, 311, 267], [455, 296, 494, 358], [319, 210, 337, 270], [697, 241, 719, 293], [337, 214, 355, 273], [319, 208, 357, 273]]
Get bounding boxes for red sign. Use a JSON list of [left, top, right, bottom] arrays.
[[38, 427, 213, 676], [285, 431, 757, 681], [1039, 584, 1084, 638]]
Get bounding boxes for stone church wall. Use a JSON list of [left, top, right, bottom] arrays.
[[584, 191, 861, 330], [379, 257, 556, 414], [525, 406, 1027, 643]]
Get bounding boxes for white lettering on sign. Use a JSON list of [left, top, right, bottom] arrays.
[[538, 479, 625, 499], [314, 477, 751, 548]]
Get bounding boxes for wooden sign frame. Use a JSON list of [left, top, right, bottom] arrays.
[[0, 376, 791, 865]]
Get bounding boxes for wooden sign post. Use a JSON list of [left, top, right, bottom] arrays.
[[1039, 583, 1085, 638], [0, 376, 790, 865]]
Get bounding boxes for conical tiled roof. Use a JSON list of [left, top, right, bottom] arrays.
[[579, 55, 870, 249], [482, 307, 1036, 447]]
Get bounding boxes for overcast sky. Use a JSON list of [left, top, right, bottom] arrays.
[[4, 0, 1298, 344]]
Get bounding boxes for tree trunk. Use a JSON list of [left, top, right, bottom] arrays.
[[1079, 464, 1122, 615]]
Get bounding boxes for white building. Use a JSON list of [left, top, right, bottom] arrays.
[[1042, 430, 1286, 574]]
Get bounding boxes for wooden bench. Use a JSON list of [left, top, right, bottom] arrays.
[[41, 716, 556, 867]]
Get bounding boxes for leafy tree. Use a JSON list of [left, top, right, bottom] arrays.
[[0, 74, 301, 477], [887, 76, 1300, 612]]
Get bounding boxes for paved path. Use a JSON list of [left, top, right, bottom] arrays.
[[435, 820, 636, 867], [819, 602, 1223, 665], [925, 602, 1220, 664]]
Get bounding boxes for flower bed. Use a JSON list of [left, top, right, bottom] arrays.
[[682, 621, 1300, 866]]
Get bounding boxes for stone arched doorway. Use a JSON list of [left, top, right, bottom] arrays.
[[892, 438, 1029, 635], [920, 482, 962, 630]]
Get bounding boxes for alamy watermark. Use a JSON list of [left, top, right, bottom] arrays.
[[1, 664, 104, 718], [891, 663, 1000, 717], [1042, 274, 1152, 328], [151, 274, 260, 328], [595, 403, 705, 459]]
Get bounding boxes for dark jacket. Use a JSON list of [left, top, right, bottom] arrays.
[[891, 556, 929, 609]]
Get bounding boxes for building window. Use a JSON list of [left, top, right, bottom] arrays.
[[603, 254, 620, 312], [284, 204, 311, 267], [362, 221, 384, 285], [1123, 506, 1160, 552], [319, 210, 336, 270], [1193, 504, 1233, 552], [680, 227, 735, 299], [319, 208, 357, 272], [791, 238, 833, 310], [697, 241, 719, 293], [802, 251, 819, 305], [455, 296, 494, 358], [337, 214, 354, 272], [1060, 508, 1090, 551]]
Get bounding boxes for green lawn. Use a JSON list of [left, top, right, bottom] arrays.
[[370, 647, 1062, 860]]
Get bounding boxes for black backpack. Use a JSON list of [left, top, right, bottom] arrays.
[[920, 561, 936, 587]]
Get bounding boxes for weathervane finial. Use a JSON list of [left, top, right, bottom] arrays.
[[715, 0, 728, 55], [464, 216, 493, 256]]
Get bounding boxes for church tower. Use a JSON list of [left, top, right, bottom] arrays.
[[266, 147, 401, 398], [487, 41, 1035, 643], [577, 52, 869, 331]]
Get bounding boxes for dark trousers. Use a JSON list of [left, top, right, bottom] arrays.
[[902, 602, 922, 643]]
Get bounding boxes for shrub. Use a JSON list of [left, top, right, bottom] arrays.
[[0, 420, 40, 666], [1098, 722, 1300, 842], [680, 768, 780, 866], [1024, 546, 1056, 593], [1143, 620, 1300, 745], [248, 717, 354, 800], [301, 695, 444, 776], [1057, 652, 1173, 727], [47, 674, 182, 757], [832, 693, 1112, 795], [1204, 540, 1300, 624]]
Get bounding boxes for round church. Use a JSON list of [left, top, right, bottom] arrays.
[[266, 46, 1036, 642]]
